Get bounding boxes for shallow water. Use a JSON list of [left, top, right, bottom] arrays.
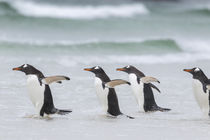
[[1, 60, 210, 140]]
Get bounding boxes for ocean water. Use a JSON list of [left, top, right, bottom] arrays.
[[1, 0, 210, 139]]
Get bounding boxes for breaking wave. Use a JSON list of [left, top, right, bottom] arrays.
[[0, 1, 149, 19]]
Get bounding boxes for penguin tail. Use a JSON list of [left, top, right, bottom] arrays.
[[157, 106, 171, 112], [123, 114, 135, 119], [56, 109, 72, 115]]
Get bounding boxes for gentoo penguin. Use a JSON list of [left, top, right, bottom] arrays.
[[116, 65, 171, 112], [13, 64, 72, 117], [84, 66, 134, 119], [184, 67, 210, 116]]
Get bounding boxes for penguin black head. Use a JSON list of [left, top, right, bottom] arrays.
[[116, 65, 136, 74], [183, 67, 207, 81], [13, 64, 42, 75], [84, 66, 105, 74], [84, 66, 110, 82], [116, 65, 145, 76]]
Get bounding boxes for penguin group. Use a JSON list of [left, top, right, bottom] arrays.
[[11, 64, 210, 119]]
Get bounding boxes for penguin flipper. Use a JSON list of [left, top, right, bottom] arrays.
[[56, 81, 62, 84], [149, 83, 161, 93], [104, 79, 130, 88], [141, 76, 160, 84], [203, 85, 207, 93], [42, 76, 70, 85], [203, 84, 210, 93]]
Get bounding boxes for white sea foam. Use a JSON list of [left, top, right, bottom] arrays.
[[177, 39, 210, 53], [54, 53, 210, 66], [10, 1, 149, 19], [1, 36, 210, 52]]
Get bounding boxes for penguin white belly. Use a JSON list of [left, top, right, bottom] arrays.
[[27, 75, 45, 114], [192, 79, 209, 115], [94, 77, 108, 113], [129, 74, 144, 112]]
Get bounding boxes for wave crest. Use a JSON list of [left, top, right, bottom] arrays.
[[1, 38, 210, 64], [186, 5, 210, 15], [0, 1, 149, 19], [0, 38, 182, 55], [0, 1, 17, 15]]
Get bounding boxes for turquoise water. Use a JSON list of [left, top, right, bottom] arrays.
[[0, 0, 210, 64]]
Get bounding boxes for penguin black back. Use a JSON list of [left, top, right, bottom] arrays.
[[143, 84, 158, 111], [40, 85, 55, 116]]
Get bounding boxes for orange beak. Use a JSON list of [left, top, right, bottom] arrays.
[[84, 68, 92, 71], [116, 68, 125, 71], [13, 67, 21, 71], [183, 69, 192, 72]]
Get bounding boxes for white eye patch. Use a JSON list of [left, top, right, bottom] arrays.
[[95, 66, 99, 69], [23, 64, 28, 68], [194, 68, 200, 72], [126, 65, 130, 68]]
